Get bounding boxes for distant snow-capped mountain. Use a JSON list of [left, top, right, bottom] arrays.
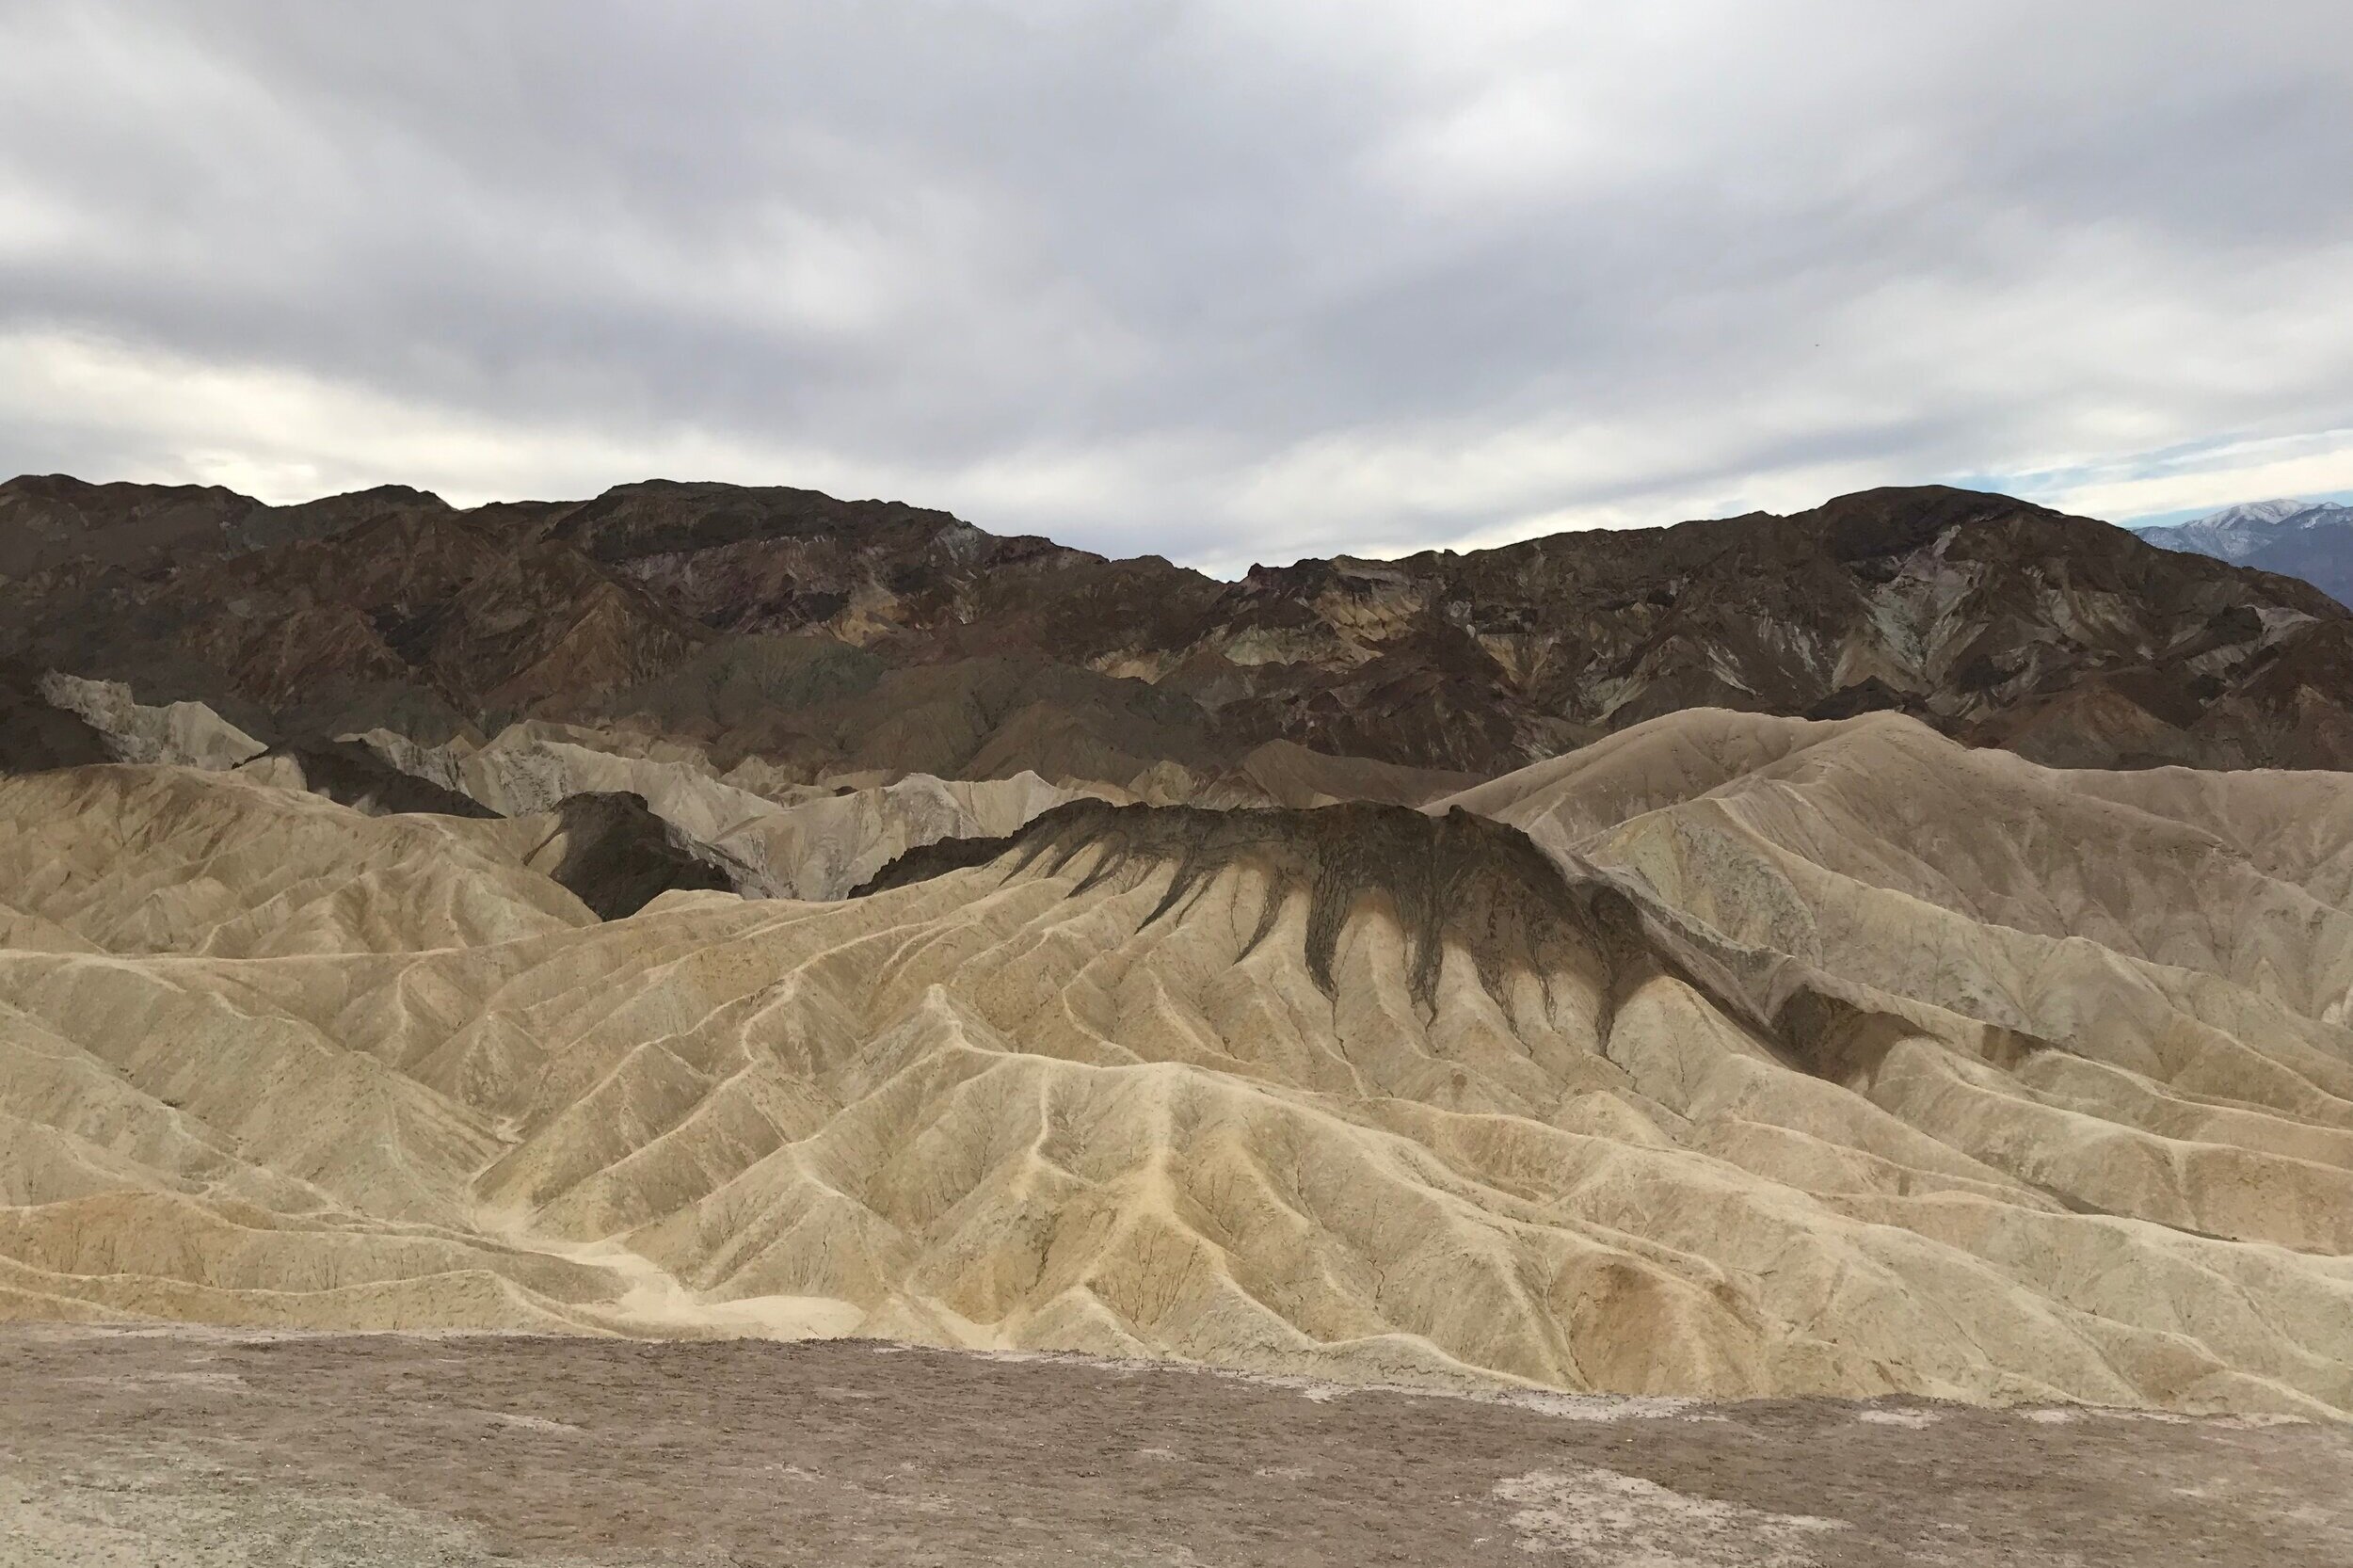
[[2137, 498, 2353, 603]]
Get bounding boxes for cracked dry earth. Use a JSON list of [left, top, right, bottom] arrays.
[[2, 1328, 2346, 1567]]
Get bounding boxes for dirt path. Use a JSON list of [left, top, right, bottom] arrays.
[[2, 1325, 2346, 1566]]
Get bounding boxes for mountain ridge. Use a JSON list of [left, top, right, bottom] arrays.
[[7, 473, 2353, 781], [2137, 496, 2353, 607]]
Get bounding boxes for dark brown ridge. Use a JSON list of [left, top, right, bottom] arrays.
[[855, 797, 2057, 1087], [858, 798, 1644, 1012]]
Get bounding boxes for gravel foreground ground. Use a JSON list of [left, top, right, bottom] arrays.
[[2, 1326, 2346, 1567]]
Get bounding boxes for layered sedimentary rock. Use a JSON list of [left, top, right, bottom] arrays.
[[342, 722, 1102, 902], [0, 711, 2347, 1417], [34, 672, 267, 771], [5, 470, 2349, 1416]]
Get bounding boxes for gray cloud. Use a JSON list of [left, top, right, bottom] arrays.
[[4, 0, 2351, 571]]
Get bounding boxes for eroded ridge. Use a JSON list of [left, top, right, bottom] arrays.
[[863, 798, 1666, 1012], [2, 712, 2351, 1418]]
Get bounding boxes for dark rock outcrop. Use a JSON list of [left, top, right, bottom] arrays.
[[0, 662, 111, 774], [249, 740, 496, 819], [8, 474, 2353, 781], [516, 791, 737, 919]]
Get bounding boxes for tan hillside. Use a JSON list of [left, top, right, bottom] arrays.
[[0, 717, 2348, 1416], [19, 664, 1105, 904], [35, 672, 267, 771], [343, 722, 1102, 900]]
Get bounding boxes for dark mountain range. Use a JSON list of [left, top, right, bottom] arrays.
[[2137, 498, 2353, 607], [5, 472, 2352, 782]]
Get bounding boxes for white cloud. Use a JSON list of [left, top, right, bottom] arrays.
[[2016, 428, 2353, 524], [2, 1, 2349, 570], [0, 328, 878, 506]]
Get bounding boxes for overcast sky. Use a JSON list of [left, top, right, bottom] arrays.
[[4, 2, 2350, 572]]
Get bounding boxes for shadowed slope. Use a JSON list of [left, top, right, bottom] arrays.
[[504, 791, 738, 919], [862, 797, 1657, 1014]]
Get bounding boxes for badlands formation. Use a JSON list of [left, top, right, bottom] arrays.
[[2, 705, 2350, 1417]]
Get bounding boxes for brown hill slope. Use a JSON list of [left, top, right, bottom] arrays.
[[543, 480, 2353, 772], [5, 476, 2351, 781]]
